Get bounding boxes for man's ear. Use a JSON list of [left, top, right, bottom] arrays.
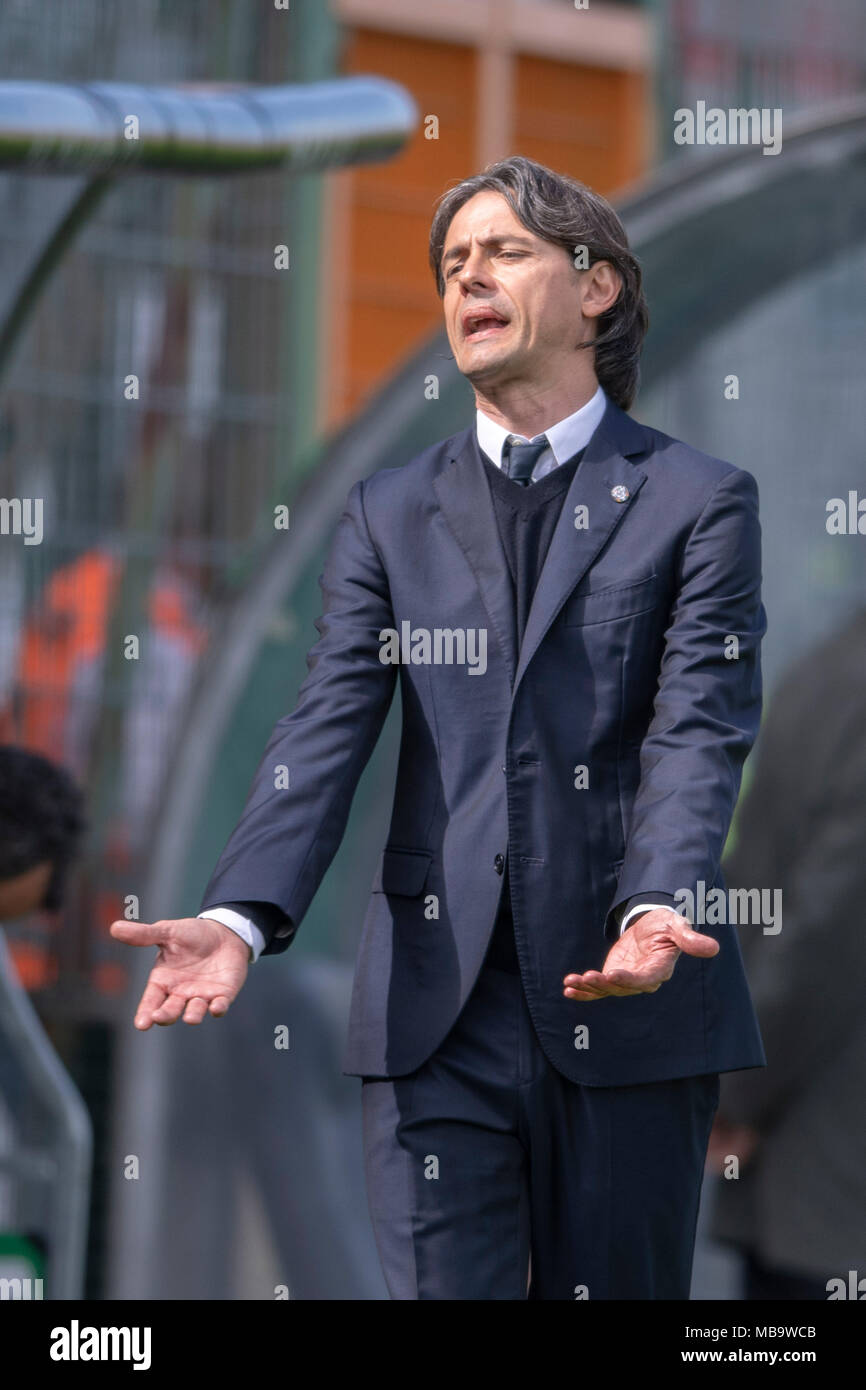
[[580, 260, 622, 321]]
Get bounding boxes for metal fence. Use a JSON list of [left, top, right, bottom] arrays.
[[0, 927, 91, 1298]]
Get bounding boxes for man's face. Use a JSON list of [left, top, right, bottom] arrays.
[[440, 190, 595, 390]]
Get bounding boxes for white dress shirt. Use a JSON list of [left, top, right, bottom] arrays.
[[200, 384, 660, 959], [476, 380, 607, 474]]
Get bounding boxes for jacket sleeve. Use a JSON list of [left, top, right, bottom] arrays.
[[604, 466, 766, 940], [616, 892, 677, 934], [198, 902, 288, 961], [198, 477, 397, 955]]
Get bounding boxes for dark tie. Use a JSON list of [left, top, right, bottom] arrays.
[[503, 434, 549, 486]]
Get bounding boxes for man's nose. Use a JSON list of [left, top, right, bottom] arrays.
[[457, 248, 492, 290]]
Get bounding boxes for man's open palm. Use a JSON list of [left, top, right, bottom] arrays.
[[563, 907, 720, 1000], [110, 916, 249, 1028]]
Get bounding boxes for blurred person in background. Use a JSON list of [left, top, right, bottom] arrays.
[[708, 608, 866, 1299], [0, 549, 206, 859], [0, 746, 85, 923]]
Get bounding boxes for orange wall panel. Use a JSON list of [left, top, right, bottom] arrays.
[[324, 26, 650, 426], [514, 55, 648, 195], [329, 29, 476, 420]]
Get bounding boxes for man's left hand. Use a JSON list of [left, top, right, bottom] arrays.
[[563, 907, 719, 1000]]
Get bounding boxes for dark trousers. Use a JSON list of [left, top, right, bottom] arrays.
[[361, 952, 720, 1300]]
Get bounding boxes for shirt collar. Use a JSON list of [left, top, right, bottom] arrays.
[[476, 384, 607, 470]]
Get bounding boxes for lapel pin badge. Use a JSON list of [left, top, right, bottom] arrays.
[[610, 485, 630, 502]]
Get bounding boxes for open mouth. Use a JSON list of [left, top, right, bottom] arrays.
[[463, 310, 510, 342]]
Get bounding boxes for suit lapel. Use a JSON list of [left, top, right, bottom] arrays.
[[432, 401, 651, 697], [433, 427, 518, 685], [512, 400, 649, 696]]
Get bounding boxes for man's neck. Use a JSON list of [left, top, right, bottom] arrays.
[[473, 377, 600, 440]]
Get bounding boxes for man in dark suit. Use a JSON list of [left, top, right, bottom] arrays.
[[112, 156, 766, 1299]]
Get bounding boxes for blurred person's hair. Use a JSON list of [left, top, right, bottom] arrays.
[[0, 746, 86, 911], [428, 155, 649, 411]]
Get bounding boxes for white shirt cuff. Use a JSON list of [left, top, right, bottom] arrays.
[[197, 907, 266, 962], [618, 902, 666, 936]]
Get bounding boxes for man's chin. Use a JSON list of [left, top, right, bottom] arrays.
[[457, 344, 517, 384]]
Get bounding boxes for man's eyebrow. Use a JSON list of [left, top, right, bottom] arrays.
[[441, 233, 535, 267]]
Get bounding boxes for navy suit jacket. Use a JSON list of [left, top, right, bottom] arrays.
[[200, 398, 767, 1085]]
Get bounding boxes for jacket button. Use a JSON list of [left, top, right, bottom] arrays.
[[494, 853, 505, 874]]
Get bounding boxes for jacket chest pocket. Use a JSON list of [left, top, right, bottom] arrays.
[[372, 846, 433, 896], [561, 572, 660, 627]]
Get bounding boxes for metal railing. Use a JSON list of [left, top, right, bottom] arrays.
[[0, 76, 417, 174], [0, 927, 92, 1299]]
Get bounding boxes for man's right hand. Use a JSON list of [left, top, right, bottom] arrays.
[[109, 916, 250, 1029]]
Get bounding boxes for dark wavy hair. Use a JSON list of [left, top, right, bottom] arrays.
[[0, 746, 86, 910], [428, 155, 649, 411]]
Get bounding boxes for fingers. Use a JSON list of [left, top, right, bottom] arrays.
[[153, 992, 225, 1026], [561, 978, 608, 1000], [150, 992, 188, 1026], [134, 980, 168, 1030], [182, 997, 210, 1025], [563, 969, 646, 1000], [668, 920, 720, 957], [134, 982, 233, 1030], [111, 919, 170, 949], [564, 982, 645, 999], [600, 972, 657, 995], [563, 970, 607, 995], [180, 995, 233, 1024], [637, 908, 719, 958]]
